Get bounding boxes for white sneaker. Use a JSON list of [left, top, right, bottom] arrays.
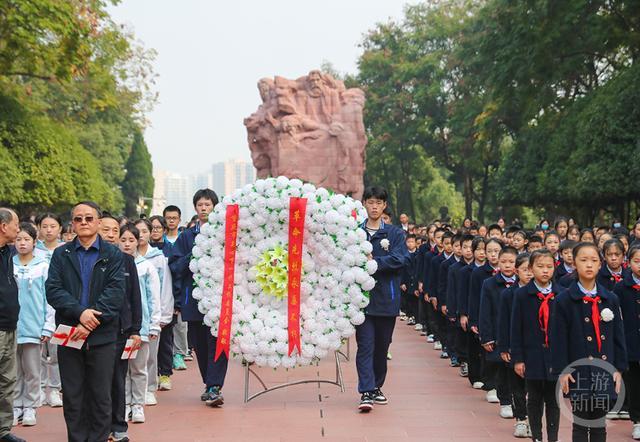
[[145, 391, 157, 406], [131, 404, 145, 423], [500, 404, 514, 418], [514, 419, 529, 438], [22, 407, 36, 426], [486, 389, 499, 403], [426, 334, 435, 343], [472, 381, 484, 389], [12, 408, 22, 426], [414, 324, 423, 331], [433, 341, 442, 350], [37, 389, 46, 407], [606, 411, 618, 419], [632, 423, 640, 440], [125, 405, 131, 422], [47, 389, 63, 407]]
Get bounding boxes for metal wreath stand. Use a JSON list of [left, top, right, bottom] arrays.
[[242, 338, 351, 403]]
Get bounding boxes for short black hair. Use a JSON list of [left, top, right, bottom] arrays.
[[134, 218, 152, 232], [559, 239, 578, 252], [163, 205, 182, 217], [488, 223, 502, 233], [71, 201, 102, 218], [362, 186, 388, 202], [499, 246, 518, 257], [406, 233, 417, 240], [192, 189, 219, 208], [528, 235, 544, 244], [18, 222, 37, 241], [149, 215, 167, 230], [461, 234, 475, 245], [99, 212, 119, 224]]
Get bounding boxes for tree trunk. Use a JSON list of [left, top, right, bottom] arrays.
[[477, 165, 490, 223], [463, 170, 473, 220]]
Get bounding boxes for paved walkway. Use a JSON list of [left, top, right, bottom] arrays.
[[15, 320, 630, 441]]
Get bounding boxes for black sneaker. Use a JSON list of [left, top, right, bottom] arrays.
[[200, 387, 209, 401], [204, 386, 224, 407], [358, 392, 374, 412], [372, 388, 388, 405]]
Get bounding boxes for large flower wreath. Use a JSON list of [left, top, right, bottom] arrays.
[[189, 176, 377, 368]]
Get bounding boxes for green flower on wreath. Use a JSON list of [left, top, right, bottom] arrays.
[[253, 246, 289, 299]]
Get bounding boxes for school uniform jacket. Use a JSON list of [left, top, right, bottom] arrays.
[[597, 266, 625, 292], [360, 220, 410, 317], [13, 255, 55, 344], [427, 252, 446, 298], [468, 263, 496, 329], [456, 264, 475, 318], [479, 274, 515, 362], [557, 272, 577, 289], [497, 284, 518, 356], [169, 223, 201, 321], [614, 274, 640, 362], [401, 250, 418, 294], [510, 280, 560, 381], [552, 282, 627, 398], [437, 255, 458, 307], [554, 263, 573, 282], [446, 260, 467, 320]]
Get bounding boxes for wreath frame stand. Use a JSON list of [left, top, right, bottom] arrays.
[[242, 338, 350, 403]]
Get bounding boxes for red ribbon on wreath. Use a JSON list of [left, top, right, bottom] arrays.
[[287, 197, 307, 356], [214, 204, 239, 361]]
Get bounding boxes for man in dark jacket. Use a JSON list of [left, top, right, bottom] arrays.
[[46, 202, 125, 442], [169, 189, 228, 407], [356, 187, 409, 412], [0, 208, 23, 442], [99, 214, 142, 442]]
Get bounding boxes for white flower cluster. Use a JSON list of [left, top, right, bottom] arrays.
[[189, 176, 375, 368]]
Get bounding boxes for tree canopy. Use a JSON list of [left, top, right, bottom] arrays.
[[0, 0, 156, 215]]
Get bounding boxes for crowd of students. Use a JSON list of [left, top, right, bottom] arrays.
[[2, 191, 640, 442], [396, 215, 640, 441], [0, 190, 227, 442]]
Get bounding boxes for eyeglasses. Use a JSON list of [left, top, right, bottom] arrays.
[[73, 216, 95, 224], [151, 226, 164, 232]]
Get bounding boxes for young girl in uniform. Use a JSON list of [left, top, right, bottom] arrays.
[[469, 238, 503, 398], [554, 218, 569, 241], [597, 239, 625, 291], [553, 242, 627, 442], [511, 249, 560, 442], [12, 223, 54, 427], [615, 245, 640, 440], [459, 237, 486, 388], [544, 231, 562, 267], [34, 213, 64, 408], [498, 253, 532, 438], [119, 224, 161, 424]]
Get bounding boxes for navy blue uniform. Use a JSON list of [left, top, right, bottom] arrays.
[[615, 274, 640, 423], [468, 263, 496, 330], [458, 263, 481, 384], [596, 266, 625, 292], [401, 250, 419, 319], [356, 220, 409, 394], [511, 280, 561, 442], [552, 282, 628, 438]]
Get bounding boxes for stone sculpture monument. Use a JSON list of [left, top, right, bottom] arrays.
[[244, 70, 366, 199]]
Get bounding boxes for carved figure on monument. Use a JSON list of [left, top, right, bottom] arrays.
[[244, 71, 366, 199]]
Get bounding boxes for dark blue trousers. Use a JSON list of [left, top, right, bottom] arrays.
[[355, 315, 396, 393], [188, 321, 228, 388]]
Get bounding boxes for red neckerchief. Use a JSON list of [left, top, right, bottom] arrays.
[[537, 292, 554, 347], [583, 296, 602, 352], [554, 259, 561, 267], [632, 283, 640, 291], [492, 267, 500, 276], [611, 272, 623, 283]]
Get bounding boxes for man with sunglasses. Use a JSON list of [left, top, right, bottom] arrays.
[[46, 201, 125, 442]]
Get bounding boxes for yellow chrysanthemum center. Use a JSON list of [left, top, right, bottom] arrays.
[[253, 246, 289, 299]]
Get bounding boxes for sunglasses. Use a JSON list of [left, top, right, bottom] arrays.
[[73, 216, 95, 224]]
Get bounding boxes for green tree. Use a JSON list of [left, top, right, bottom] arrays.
[[122, 130, 154, 217]]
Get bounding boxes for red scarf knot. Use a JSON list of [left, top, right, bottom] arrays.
[[554, 259, 561, 267], [612, 273, 622, 283], [583, 296, 602, 352], [632, 284, 640, 292], [537, 292, 554, 347]]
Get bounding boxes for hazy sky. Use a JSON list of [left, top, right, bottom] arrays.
[[108, 0, 412, 175]]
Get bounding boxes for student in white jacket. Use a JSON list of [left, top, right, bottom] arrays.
[[13, 223, 55, 427], [134, 219, 174, 405], [119, 224, 160, 424]]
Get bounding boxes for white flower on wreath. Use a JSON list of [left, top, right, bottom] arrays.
[[380, 238, 390, 251], [600, 308, 614, 322]]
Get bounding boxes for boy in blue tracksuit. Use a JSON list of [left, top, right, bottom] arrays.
[[356, 186, 409, 412], [169, 189, 228, 407]]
